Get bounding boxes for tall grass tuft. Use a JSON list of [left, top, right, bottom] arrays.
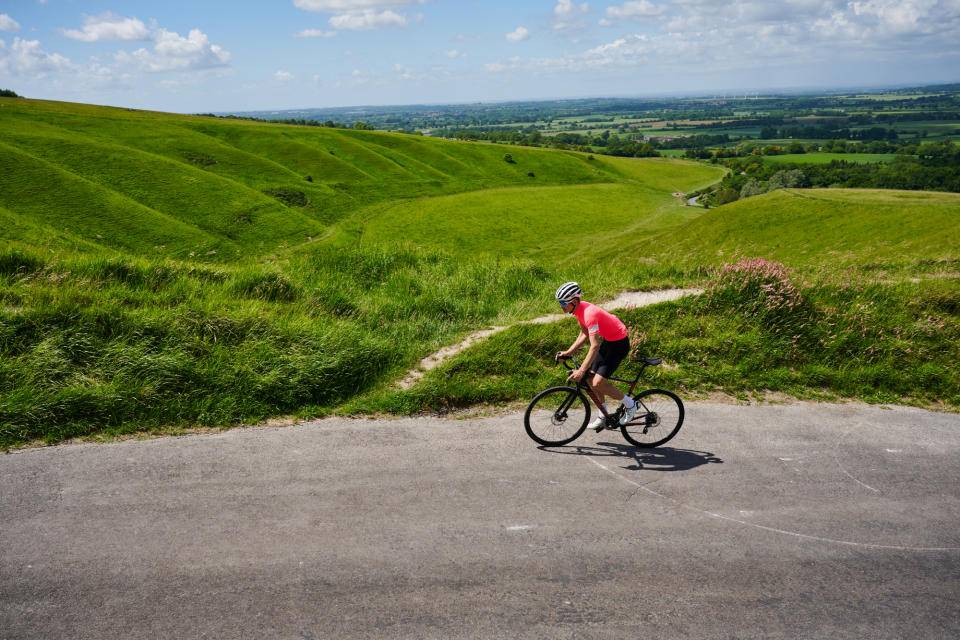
[[0, 248, 45, 279]]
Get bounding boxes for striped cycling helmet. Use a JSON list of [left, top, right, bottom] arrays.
[[555, 281, 583, 305]]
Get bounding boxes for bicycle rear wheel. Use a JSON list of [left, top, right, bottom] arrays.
[[524, 386, 590, 446], [620, 388, 684, 448]]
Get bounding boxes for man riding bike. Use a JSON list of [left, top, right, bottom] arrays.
[[554, 281, 636, 431]]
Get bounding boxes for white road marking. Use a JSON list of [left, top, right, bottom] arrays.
[[586, 457, 959, 552], [834, 424, 881, 493]]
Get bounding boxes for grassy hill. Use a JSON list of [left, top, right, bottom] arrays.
[[649, 188, 960, 271], [1, 98, 957, 447], [2, 97, 724, 262]]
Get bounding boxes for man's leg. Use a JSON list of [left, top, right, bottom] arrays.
[[593, 373, 637, 425], [584, 381, 607, 414], [591, 374, 624, 402]]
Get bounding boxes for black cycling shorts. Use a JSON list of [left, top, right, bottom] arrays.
[[589, 336, 630, 379]]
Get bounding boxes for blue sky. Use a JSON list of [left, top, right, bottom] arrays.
[[1, 1, 959, 113]]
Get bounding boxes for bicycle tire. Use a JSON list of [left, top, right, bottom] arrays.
[[524, 386, 590, 446], [620, 388, 684, 448]]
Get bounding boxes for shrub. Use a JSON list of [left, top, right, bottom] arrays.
[[181, 150, 218, 166], [703, 257, 804, 327], [503, 153, 515, 164], [263, 187, 308, 207]]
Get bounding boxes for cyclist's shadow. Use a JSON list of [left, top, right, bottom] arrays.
[[539, 441, 722, 472]]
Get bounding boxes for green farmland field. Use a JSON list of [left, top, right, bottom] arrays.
[[762, 153, 899, 165]]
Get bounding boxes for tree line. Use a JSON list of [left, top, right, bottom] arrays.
[[701, 140, 960, 205]]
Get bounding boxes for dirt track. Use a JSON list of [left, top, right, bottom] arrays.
[[399, 288, 700, 388]]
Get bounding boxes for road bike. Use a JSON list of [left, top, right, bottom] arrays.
[[524, 354, 684, 448]]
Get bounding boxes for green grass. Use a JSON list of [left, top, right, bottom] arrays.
[[0, 98, 649, 260], [0, 245, 562, 447], [644, 189, 960, 273], [360, 259, 960, 415], [1, 97, 958, 447], [355, 158, 724, 264]]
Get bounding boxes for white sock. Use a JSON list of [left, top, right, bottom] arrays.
[[622, 396, 635, 409], [598, 402, 608, 415]]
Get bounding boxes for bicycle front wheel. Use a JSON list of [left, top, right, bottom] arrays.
[[620, 388, 684, 448], [524, 386, 590, 446]]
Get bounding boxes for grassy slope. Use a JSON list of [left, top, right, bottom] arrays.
[[0, 98, 728, 447], [358, 158, 724, 262], [362, 188, 959, 415], [648, 189, 960, 271], [0, 98, 650, 260], [2, 98, 958, 447]]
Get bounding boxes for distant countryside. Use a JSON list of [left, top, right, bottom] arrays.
[[223, 83, 960, 205]]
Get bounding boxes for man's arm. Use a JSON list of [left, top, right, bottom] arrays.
[[568, 332, 601, 382], [557, 324, 589, 361]]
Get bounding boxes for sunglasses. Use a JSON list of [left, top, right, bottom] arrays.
[[558, 299, 573, 307]]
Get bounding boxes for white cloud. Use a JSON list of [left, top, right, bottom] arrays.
[[293, 0, 424, 10], [486, 0, 960, 78], [329, 9, 407, 30], [294, 0, 425, 30], [555, 0, 589, 17], [275, 70, 294, 81], [506, 26, 530, 41], [0, 14, 20, 32], [553, 0, 590, 30], [115, 28, 230, 73], [442, 49, 466, 58], [605, 1, 663, 20], [57, 14, 231, 76], [63, 14, 151, 42], [0, 37, 72, 76], [393, 63, 414, 79], [294, 28, 337, 38]]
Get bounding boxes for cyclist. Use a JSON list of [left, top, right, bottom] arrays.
[[554, 281, 636, 431]]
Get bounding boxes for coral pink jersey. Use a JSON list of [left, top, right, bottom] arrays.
[[573, 301, 627, 341]]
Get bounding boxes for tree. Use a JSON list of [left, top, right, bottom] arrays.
[[767, 169, 807, 191], [715, 187, 740, 204], [0, 89, 21, 98], [739, 179, 767, 198], [760, 126, 778, 139], [353, 121, 374, 130]]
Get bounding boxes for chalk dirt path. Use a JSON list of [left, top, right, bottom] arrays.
[[399, 288, 700, 388], [2, 403, 959, 639]]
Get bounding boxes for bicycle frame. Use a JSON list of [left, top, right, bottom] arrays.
[[559, 355, 658, 426]]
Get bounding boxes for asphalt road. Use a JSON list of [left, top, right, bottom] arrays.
[[2, 402, 959, 639]]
